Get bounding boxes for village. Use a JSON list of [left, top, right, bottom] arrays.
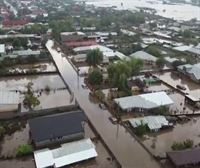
[[0, 0, 199, 168]]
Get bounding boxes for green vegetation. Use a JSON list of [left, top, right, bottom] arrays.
[[152, 106, 169, 115], [22, 24, 48, 34], [94, 90, 105, 101], [86, 49, 103, 66], [107, 58, 143, 91], [146, 46, 162, 58], [0, 126, 6, 138], [135, 121, 149, 137], [23, 82, 40, 109], [171, 139, 194, 151], [156, 57, 165, 69], [49, 19, 74, 41], [16, 144, 33, 157], [88, 69, 103, 86]]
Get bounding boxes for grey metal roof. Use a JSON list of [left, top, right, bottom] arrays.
[[188, 63, 200, 80], [187, 47, 200, 55], [114, 91, 173, 110], [29, 111, 86, 143], [130, 51, 157, 62], [129, 116, 169, 130]]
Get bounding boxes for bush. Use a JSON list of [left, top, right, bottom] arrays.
[[95, 90, 105, 101], [0, 126, 6, 137], [16, 144, 33, 157], [135, 121, 149, 137], [171, 139, 193, 151]]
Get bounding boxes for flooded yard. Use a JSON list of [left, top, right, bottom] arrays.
[[142, 117, 200, 158], [0, 75, 66, 92], [156, 72, 200, 100], [8, 62, 57, 74], [21, 89, 75, 112], [0, 120, 118, 168], [0, 123, 30, 158]]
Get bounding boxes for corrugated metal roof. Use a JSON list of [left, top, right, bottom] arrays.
[[114, 91, 173, 110], [130, 51, 157, 62], [129, 116, 169, 130], [34, 138, 98, 168]]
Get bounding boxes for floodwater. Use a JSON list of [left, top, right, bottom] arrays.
[[156, 72, 200, 101], [47, 40, 161, 168], [85, 0, 200, 21], [143, 117, 200, 157], [0, 121, 118, 168], [0, 75, 66, 92], [21, 89, 75, 112], [9, 62, 57, 74], [0, 124, 30, 157]]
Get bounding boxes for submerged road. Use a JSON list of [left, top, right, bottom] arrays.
[[46, 40, 161, 168]]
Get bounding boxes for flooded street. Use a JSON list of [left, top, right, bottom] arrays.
[[143, 117, 200, 157], [47, 40, 161, 168]]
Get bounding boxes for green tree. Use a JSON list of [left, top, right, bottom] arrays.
[[156, 57, 165, 69], [181, 29, 193, 38], [146, 46, 162, 57], [23, 82, 40, 109], [86, 49, 103, 66], [135, 121, 149, 137], [88, 69, 103, 85]]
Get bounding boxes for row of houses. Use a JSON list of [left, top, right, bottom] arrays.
[[29, 111, 98, 168]]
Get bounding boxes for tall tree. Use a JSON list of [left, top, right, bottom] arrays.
[[86, 49, 103, 66]]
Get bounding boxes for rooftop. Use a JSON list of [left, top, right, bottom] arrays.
[[29, 111, 86, 143], [129, 116, 169, 131], [167, 148, 200, 167], [130, 51, 157, 62], [34, 138, 97, 168], [114, 91, 173, 110]]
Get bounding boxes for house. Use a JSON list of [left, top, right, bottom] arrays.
[[2, 19, 28, 29], [73, 45, 127, 61], [129, 51, 157, 65], [114, 91, 173, 112], [167, 148, 200, 168], [177, 63, 200, 83], [34, 138, 97, 168], [13, 49, 41, 58], [29, 111, 86, 148], [61, 32, 97, 48], [128, 116, 171, 132]]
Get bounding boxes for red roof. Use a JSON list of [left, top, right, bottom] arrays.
[[3, 19, 28, 28], [65, 40, 97, 48]]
